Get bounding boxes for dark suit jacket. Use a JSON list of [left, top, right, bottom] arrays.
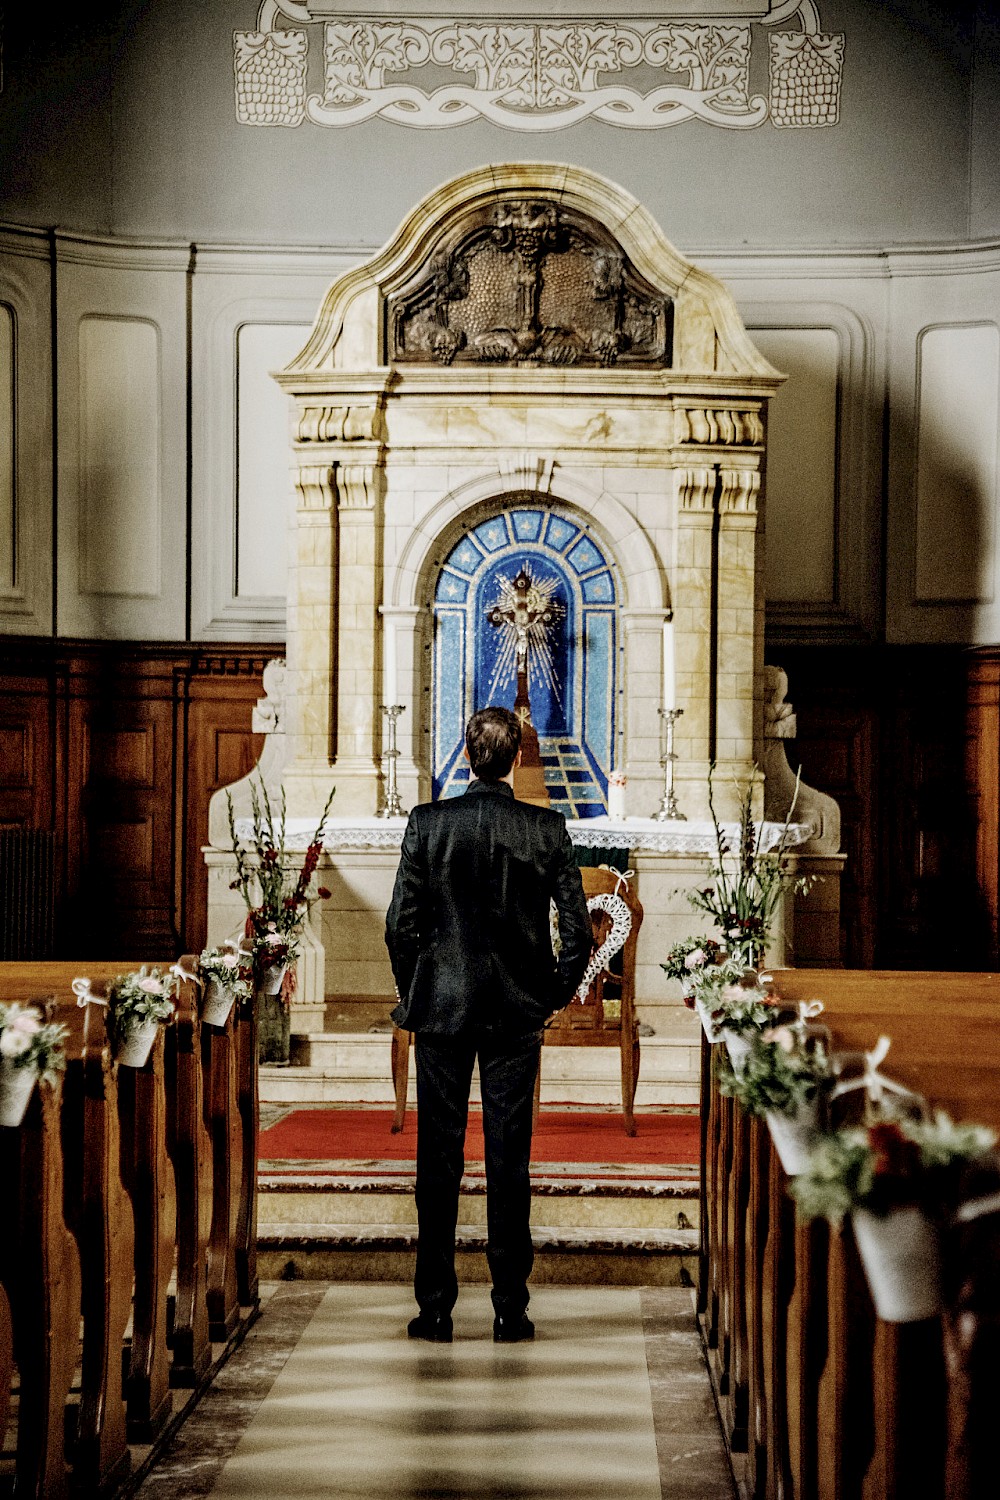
[[385, 779, 592, 1036]]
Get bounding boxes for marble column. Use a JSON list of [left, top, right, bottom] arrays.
[[283, 462, 338, 819], [332, 461, 385, 816], [715, 465, 762, 818], [671, 466, 717, 820], [620, 608, 668, 818], [378, 603, 426, 810]]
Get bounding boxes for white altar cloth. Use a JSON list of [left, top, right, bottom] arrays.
[[232, 814, 811, 856]]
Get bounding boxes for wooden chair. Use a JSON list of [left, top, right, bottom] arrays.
[[390, 867, 644, 1136], [535, 866, 644, 1136]]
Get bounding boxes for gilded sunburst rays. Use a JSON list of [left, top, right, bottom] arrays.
[[486, 565, 565, 704]]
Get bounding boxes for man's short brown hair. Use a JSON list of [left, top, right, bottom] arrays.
[[465, 706, 522, 781]]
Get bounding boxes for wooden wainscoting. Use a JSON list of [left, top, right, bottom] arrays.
[[776, 644, 997, 971], [0, 640, 282, 959]]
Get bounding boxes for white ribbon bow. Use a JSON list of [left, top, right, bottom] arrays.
[[829, 1035, 924, 1112], [597, 864, 636, 898], [168, 962, 202, 989], [72, 977, 107, 1008]]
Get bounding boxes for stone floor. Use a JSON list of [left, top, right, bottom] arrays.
[[136, 1282, 734, 1500]]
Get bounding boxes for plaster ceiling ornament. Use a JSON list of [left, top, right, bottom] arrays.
[[236, 2, 844, 131], [388, 199, 672, 367]]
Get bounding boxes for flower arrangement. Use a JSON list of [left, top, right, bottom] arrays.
[[686, 768, 808, 968], [106, 968, 176, 1052], [704, 973, 781, 1037], [790, 1112, 997, 1225], [660, 935, 725, 1003], [198, 946, 252, 1002], [0, 1002, 68, 1079], [226, 779, 334, 978], [721, 1023, 829, 1118]]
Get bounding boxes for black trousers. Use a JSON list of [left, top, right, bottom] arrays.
[[413, 1027, 542, 1319]]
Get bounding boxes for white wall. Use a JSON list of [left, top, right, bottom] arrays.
[[6, 229, 999, 646]]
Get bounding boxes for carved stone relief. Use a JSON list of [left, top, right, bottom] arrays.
[[387, 199, 672, 368]]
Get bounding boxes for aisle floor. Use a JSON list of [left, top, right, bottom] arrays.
[[138, 1283, 734, 1500]]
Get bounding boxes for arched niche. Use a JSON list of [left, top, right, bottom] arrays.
[[275, 163, 783, 820]]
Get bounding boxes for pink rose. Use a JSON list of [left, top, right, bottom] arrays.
[[138, 977, 164, 995], [9, 1009, 41, 1035], [684, 949, 706, 971], [0, 1028, 32, 1058], [221, 953, 239, 969], [762, 1025, 795, 1053]]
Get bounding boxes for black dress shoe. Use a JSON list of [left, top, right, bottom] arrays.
[[407, 1312, 453, 1343], [493, 1313, 535, 1343]]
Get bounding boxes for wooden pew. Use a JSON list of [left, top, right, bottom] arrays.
[[0, 1070, 81, 1500], [164, 965, 213, 1387], [703, 969, 1000, 1500], [0, 955, 254, 1491]]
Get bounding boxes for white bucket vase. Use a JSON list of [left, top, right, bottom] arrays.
[[201, 978, 237, 1028], [765, 1100, 820, 1176], [258, 962, 287, 997], [851, 1205, 942, 1323], [723, 1031, 752, 1070], [116, 1019, 159, 1069], [0, 1061, 38, 1127], [695, 998, 722, 1043]]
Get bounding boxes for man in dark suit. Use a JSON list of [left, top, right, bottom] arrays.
[[385, 706, 591, 1344]]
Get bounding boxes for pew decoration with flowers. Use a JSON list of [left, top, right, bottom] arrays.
[[662, 767, 1000, 1328], [198, 943, 252, 1029], [104, 967, 178, 1068], [226, 779, 335, 1062], [0, 1001, 69, 1126]]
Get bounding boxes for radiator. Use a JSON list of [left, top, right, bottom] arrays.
[[0, 828, 57, 960]]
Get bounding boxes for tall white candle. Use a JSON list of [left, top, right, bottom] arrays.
[[384, 618, 398, 706], [662, 620, 676, 711]]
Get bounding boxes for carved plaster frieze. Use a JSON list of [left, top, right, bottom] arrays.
[[675, 406, 764, 447], [237, 4, 845, 132], [388, 198, 671, 369]]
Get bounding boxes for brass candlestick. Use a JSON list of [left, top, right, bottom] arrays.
[[653, 707, 686, 822], [377, 704, 407, 819]]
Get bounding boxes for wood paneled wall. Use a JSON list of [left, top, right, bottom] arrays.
[[777, 644, 998, 970], [0, 640, 281, 958], [1, 639, 997, 970]]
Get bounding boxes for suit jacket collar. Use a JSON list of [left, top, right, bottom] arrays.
[[464, 778, 515, 800]]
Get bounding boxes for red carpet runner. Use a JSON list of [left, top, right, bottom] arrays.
[[260, 1108, 700, 1166]]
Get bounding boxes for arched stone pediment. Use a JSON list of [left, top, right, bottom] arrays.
[[281, 163, 780, 380]]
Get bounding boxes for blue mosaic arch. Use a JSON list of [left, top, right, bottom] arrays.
[[432, 505, 617, 818]]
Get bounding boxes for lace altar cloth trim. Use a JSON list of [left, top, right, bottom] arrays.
[[231, 815, 810, 855]]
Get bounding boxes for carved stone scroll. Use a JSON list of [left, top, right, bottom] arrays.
[[388, 198, 672, 368]]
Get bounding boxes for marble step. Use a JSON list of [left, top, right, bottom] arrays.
[[258, 1222, 697, 1255], [263, 1030, 700, 1106], [257, 1173, 699, 1234]]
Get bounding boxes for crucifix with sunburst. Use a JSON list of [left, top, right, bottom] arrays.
[[486, 566, 565, 806]]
